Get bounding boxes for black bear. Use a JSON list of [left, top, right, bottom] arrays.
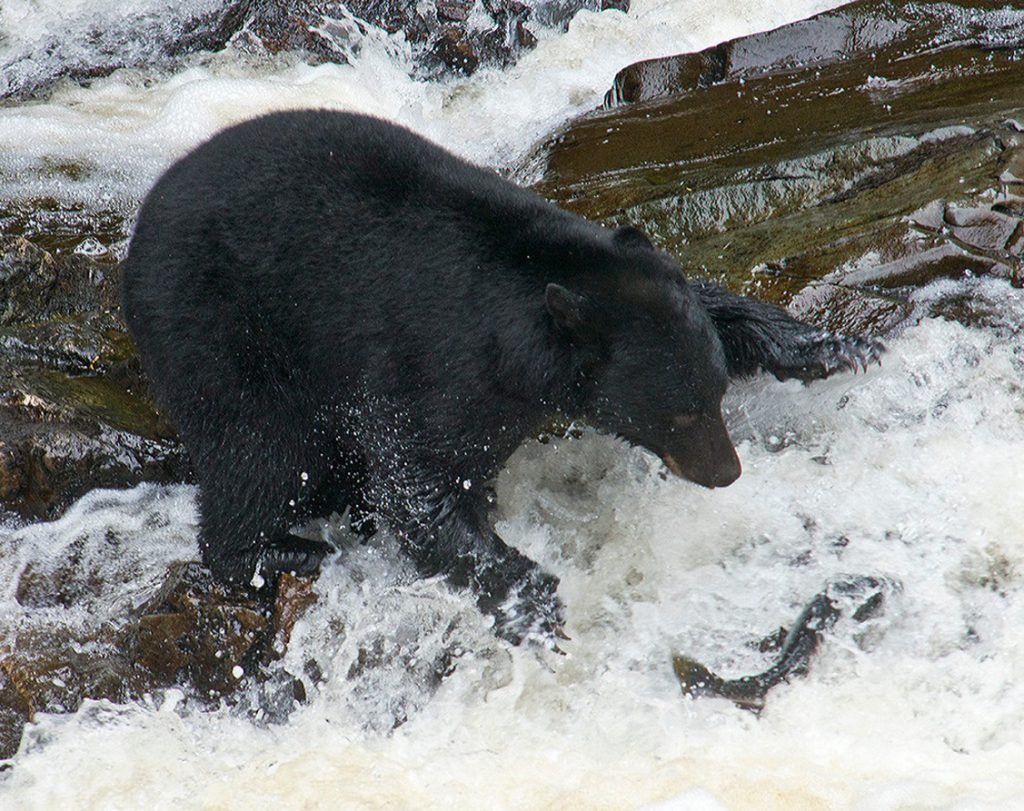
[[123, 111, 881, 644]]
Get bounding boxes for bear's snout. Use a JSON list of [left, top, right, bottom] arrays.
[[662, 412, 742, 488]]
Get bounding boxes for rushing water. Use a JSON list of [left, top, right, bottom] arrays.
[[3, 1, 1024, 809]]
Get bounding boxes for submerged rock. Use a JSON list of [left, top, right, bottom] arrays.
[[0, 565, 319, 760], [528, 0, 1024, 333], [228, 0, 583, 77]]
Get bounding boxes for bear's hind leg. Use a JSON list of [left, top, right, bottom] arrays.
[[194, 429, 334, 586], [197, 476, 333, 585]]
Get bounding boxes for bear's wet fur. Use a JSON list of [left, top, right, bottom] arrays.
[[123, 111, 881, 643]]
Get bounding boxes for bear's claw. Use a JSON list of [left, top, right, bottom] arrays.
[[772, 333, 886, 383], [257, 537, 333, 582], [489, 567, 566, 648]]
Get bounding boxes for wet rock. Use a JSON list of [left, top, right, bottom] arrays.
[[429, 28, 481, 75], [271, 572, 320, 651], [0, 238, 117, 326], [530, 0, 624, 29], [217, 0, 547, 79], [0, 1, 252, 101], [162, 0, 255, 58], [345, 633, 456, 728], [943, 206, 1021, 255], [437, 0, 473, 21], [242, 0, 430, 56], [0, 630, 135, 759], [785, 284, 911, 338], [0, 666, 33, 761], [0, 238, 188, 521], [603, 0, 1024, 108], [1010, 221, 1024, 257], [840, 244, 1010, 288], [0, 199, 130, 258], [1000, 149, 1024, 185], [907, 200, 947, 233], [418, 0, 540, 74], [133, 563, 271, 698], [527, 0, 1024, 334], [0, 564, 322, 759], [517, 20, 539, 50]]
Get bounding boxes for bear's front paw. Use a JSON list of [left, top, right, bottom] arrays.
[[773, 332, 885, 383], [488, 568, 567, 649], [256, 537, 333, 584]]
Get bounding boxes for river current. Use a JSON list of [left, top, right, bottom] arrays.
[[2, 1, 1023, 809]]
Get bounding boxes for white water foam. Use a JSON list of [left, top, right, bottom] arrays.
[[0, 0, 229, 98], [1, 277, 1022, 810]]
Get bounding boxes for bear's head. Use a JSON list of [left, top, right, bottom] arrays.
[[546, 227, 741, 488]]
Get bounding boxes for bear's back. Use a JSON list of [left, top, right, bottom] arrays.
[[124, 111, 563, 311], [121, 111, 605, 417]]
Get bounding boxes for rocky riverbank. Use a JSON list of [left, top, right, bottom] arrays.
[[527, 0, 1024, 334], [0, 239, 188, 524]]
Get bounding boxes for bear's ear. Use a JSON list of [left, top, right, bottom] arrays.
[[613, 225, 654, 251], [545, 283, 594, 342]]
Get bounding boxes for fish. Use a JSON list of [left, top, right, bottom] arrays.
[[673, 575, 899, 711]]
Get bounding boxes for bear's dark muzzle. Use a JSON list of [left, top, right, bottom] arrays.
[[662, 412, 741, 488]]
